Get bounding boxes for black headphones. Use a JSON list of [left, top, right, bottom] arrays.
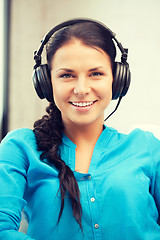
[[32, 18, 131, 103]]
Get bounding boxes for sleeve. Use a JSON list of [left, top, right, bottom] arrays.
[[0, 130, 35, 240], [153, 155, 160, 215], [148, 132, 160, 216], [154, 161, 160, 223]]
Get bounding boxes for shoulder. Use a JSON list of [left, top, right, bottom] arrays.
[[0, 128, 37, 157], [107, 126, 160, 164], [107, 125, 159, 143], [0, 128, 39, 168], [123, 128, 160, 164], [127, 128, 160, 144], [105, 125, 160, 150], [103, 125, 152, 143], [1, 128, 35, 144]]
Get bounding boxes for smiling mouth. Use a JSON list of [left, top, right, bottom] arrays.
[[70, 101, 97, 107]]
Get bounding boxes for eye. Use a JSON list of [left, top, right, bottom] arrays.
[[59, 73, 75, 79], [90, 72, 104, 77]]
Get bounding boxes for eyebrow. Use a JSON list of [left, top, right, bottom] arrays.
[[56, 68, 74, 73], [88, 67, 104, 72], [56, 66, 104, 73]]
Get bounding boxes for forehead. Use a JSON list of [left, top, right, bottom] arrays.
[[51, 40, 111, 69]]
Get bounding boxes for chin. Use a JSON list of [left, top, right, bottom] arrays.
[[70, 116, 104, 127]]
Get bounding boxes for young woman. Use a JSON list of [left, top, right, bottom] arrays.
[[0, 19, 160, 240]]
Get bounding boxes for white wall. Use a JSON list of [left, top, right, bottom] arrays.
[[9, 0, 160, 133], [102, 0, 160, 132]]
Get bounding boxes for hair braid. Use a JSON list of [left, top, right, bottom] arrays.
[[33, 102, 82, 230]]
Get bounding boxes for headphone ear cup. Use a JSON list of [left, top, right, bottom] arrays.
[[32, 64, 53, 102], [32, 67, 45, 100], [120, 66, 131, 97], [112, 62, 122, 100], [112, 62, 131, 100]]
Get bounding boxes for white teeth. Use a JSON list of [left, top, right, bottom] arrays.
[[71, 101, 94, 107]]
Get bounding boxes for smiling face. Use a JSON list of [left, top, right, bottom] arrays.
[[50, 40, 113, 128]]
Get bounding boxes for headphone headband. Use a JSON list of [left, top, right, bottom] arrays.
[[33, 18, 129, 69]]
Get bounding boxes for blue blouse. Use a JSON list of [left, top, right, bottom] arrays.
[[0, 126, 160, 239]]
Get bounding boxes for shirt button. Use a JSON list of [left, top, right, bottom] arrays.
[[94, 224, 99, 229], [87, 175, 91, 180], [91, 197, 95, 202]]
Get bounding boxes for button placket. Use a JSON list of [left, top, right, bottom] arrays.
[[86, 175, 102, 239]]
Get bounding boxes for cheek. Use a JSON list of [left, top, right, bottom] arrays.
[[98, 81, 113, 100], [52, 83, 69, 108], [52, 83, 61, 105], [103, 90, 112, 105]]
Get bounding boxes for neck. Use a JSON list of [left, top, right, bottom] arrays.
[[63, 121, 104, 147]]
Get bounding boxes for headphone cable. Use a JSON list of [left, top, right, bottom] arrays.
[[104, 96, 122, 121]]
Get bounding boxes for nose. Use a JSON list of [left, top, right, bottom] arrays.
[[73, 75, 91, 97]]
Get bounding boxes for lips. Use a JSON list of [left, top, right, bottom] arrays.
[[70, 101, 96, 107]]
